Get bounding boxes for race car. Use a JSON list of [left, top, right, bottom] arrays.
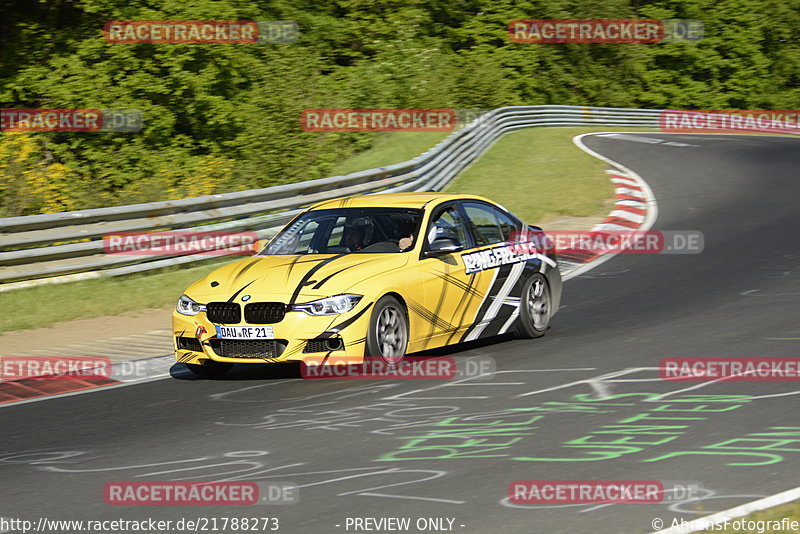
[[173, 192, 562, 376]]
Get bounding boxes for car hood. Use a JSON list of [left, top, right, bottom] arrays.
[[185, 253, 409, 303]]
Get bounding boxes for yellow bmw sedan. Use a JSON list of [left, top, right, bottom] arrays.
[[173, 192, 561, 376]]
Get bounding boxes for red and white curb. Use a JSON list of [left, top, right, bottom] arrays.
[[0, 355, 177, 407], [559, 133, 659, 281], [0, 374, 122, 405], [602, 170, 649, 229]]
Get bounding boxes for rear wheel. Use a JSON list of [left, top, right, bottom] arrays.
[[186, 360, 233, 377], [516, 273, 551, 339], [366, 295, 409, 364]]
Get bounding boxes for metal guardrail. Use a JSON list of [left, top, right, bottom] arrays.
[[0, 105, 665, 291]]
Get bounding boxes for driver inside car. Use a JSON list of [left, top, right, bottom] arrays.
[[343, 225, 366, 252]]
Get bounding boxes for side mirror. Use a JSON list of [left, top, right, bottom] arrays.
[[424, 237, 464, 257]]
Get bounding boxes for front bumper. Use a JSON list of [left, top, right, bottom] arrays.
[[172, 301, 372, 366]]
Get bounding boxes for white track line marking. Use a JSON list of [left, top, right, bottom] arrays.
[[597, 133, 701, 147], [597, 133, 664, 143]]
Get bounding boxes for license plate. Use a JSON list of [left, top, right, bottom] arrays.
[[215, 325, 274, 340]]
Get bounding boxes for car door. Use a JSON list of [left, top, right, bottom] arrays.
[[408, 202, 484, 350], [458, 201, 529, 342]]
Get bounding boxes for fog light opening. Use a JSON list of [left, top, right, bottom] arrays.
[[325, 337, 344, 351]]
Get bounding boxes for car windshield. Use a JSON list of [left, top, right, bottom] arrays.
[[261, 207, 424, 255]]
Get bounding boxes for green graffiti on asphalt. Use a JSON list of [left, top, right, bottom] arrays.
[[644, 427, 800, 466], [376, 416, 543, 461], [376, 393, 769, 463]]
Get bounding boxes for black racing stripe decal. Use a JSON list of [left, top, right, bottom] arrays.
[[349, 336, 367, 346], [288, 254, 348, 306], [480, 265, 533, 338], [427, 280, 447, 347], [250, 258, 320, 272], [280, 256, 332, 283], [460, 263, 513, 342], [284, 255, 306, 282], [227, 279, 257, 302], [232, 258, 261, 284], [407, 299, 456, 335], [446, 272, 479, 344], [289, 257, 337, 265], [312, 265, 357, 290], [420, 264, 458, 348], [283, 344, 305, 358], [435, 272, 484, 299], [480, 297, 523, 339], [311, 257, 382, 290], [330, 302, 373, 332]]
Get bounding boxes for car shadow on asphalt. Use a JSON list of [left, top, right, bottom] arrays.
[[169, 333, 518, 381], [169, 361, 304, 381]]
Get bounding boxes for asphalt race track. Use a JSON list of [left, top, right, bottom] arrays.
[[2, 133, 799, 534]]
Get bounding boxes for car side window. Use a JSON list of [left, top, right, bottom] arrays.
[[326, 217, 347, 248], [269, 219, 320, 254], [462, 202, 504, 247], [296, 220, 320, 252], [494, 207, 523, 241], [426, 206, 468, 249]]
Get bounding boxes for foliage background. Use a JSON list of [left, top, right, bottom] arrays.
[[1, 0, 797, 216]]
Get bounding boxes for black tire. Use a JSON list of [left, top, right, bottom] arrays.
[[366, 295, 409, 363], [186, 360, 233, 377], [515, 273, 551, 339]]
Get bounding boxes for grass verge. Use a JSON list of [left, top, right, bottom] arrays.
[[328, 131, 451, 176], [0, 260, 228, 333], [1, 126, 655, 333]]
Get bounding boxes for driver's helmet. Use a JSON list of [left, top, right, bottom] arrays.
[[427, 215, 458, 244], [344, 217, 372, 249]]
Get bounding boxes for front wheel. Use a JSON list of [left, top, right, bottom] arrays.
[[515, 273, 551, 339], [186, 360, 233, 377], [366, 295, 409, 364]]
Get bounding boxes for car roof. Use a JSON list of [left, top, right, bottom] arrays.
[[309, 192, 494, 211]]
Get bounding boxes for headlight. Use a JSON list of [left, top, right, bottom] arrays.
[[292, 295, 362, 316], [177, 294, 206, 316]]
